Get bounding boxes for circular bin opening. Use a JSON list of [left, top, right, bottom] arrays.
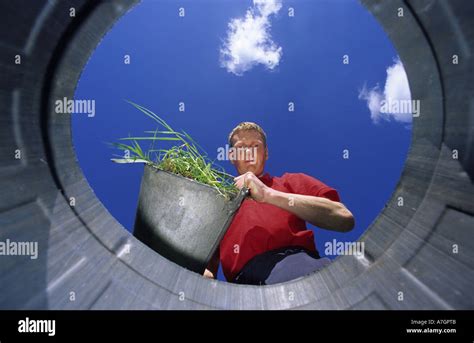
[[71, 0, 412, 282], [41, 0, 457, 309]]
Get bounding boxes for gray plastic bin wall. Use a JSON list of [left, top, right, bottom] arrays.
[[133, 165, 248, 274], [0, 0, 473, 310]]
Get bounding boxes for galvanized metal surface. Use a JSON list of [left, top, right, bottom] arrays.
[[134, 165, 248, 274], [0, 0, 473, 309]]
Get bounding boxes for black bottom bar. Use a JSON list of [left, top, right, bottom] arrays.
[[0, 310, 472, 342]]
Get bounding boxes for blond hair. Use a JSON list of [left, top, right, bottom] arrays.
[[228, 122, 267, 147]]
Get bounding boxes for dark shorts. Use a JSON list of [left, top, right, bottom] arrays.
[[232, 246, 331, 285]]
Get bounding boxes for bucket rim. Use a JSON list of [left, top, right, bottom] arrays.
[[144, 163, 242, 201]]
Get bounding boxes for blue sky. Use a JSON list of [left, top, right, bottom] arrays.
[[73, 0, 412, 281]]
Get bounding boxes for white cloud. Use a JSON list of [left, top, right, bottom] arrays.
[[220, 0, 283, 76], [359, 59, 413, 124]]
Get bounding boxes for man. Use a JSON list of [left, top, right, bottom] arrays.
[[204, 122, 355, 285]]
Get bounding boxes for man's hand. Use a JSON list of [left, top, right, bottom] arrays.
[[234, 172, 269, 202], [203, 249, 219, 279], [203, 269, 215, 279]]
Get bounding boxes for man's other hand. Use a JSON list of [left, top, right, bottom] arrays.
[[234, 171, 268, 203], [203, 269, 215, 279]]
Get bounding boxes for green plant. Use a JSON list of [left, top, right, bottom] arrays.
[[110, 101, 238, 199]]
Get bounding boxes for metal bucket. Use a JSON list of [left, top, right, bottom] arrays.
[[133, 164, 248, 274]]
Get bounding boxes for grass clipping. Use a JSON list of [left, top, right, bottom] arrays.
[[111, 101, 238, 200]]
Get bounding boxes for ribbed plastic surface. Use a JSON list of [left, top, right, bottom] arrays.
[[0, 0, 473, 309]]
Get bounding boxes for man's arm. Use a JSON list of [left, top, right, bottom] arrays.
[[264, 189, 354, 232], [234, 172, 355, 232]]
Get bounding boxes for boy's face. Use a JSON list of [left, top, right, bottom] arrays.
[[230, 130, 268, 176]]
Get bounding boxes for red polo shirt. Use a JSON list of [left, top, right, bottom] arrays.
[[220, 172, 341, 282]]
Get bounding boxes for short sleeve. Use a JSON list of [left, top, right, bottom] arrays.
[[283, 173, 341, 202], [317, 186, 341, 202]]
